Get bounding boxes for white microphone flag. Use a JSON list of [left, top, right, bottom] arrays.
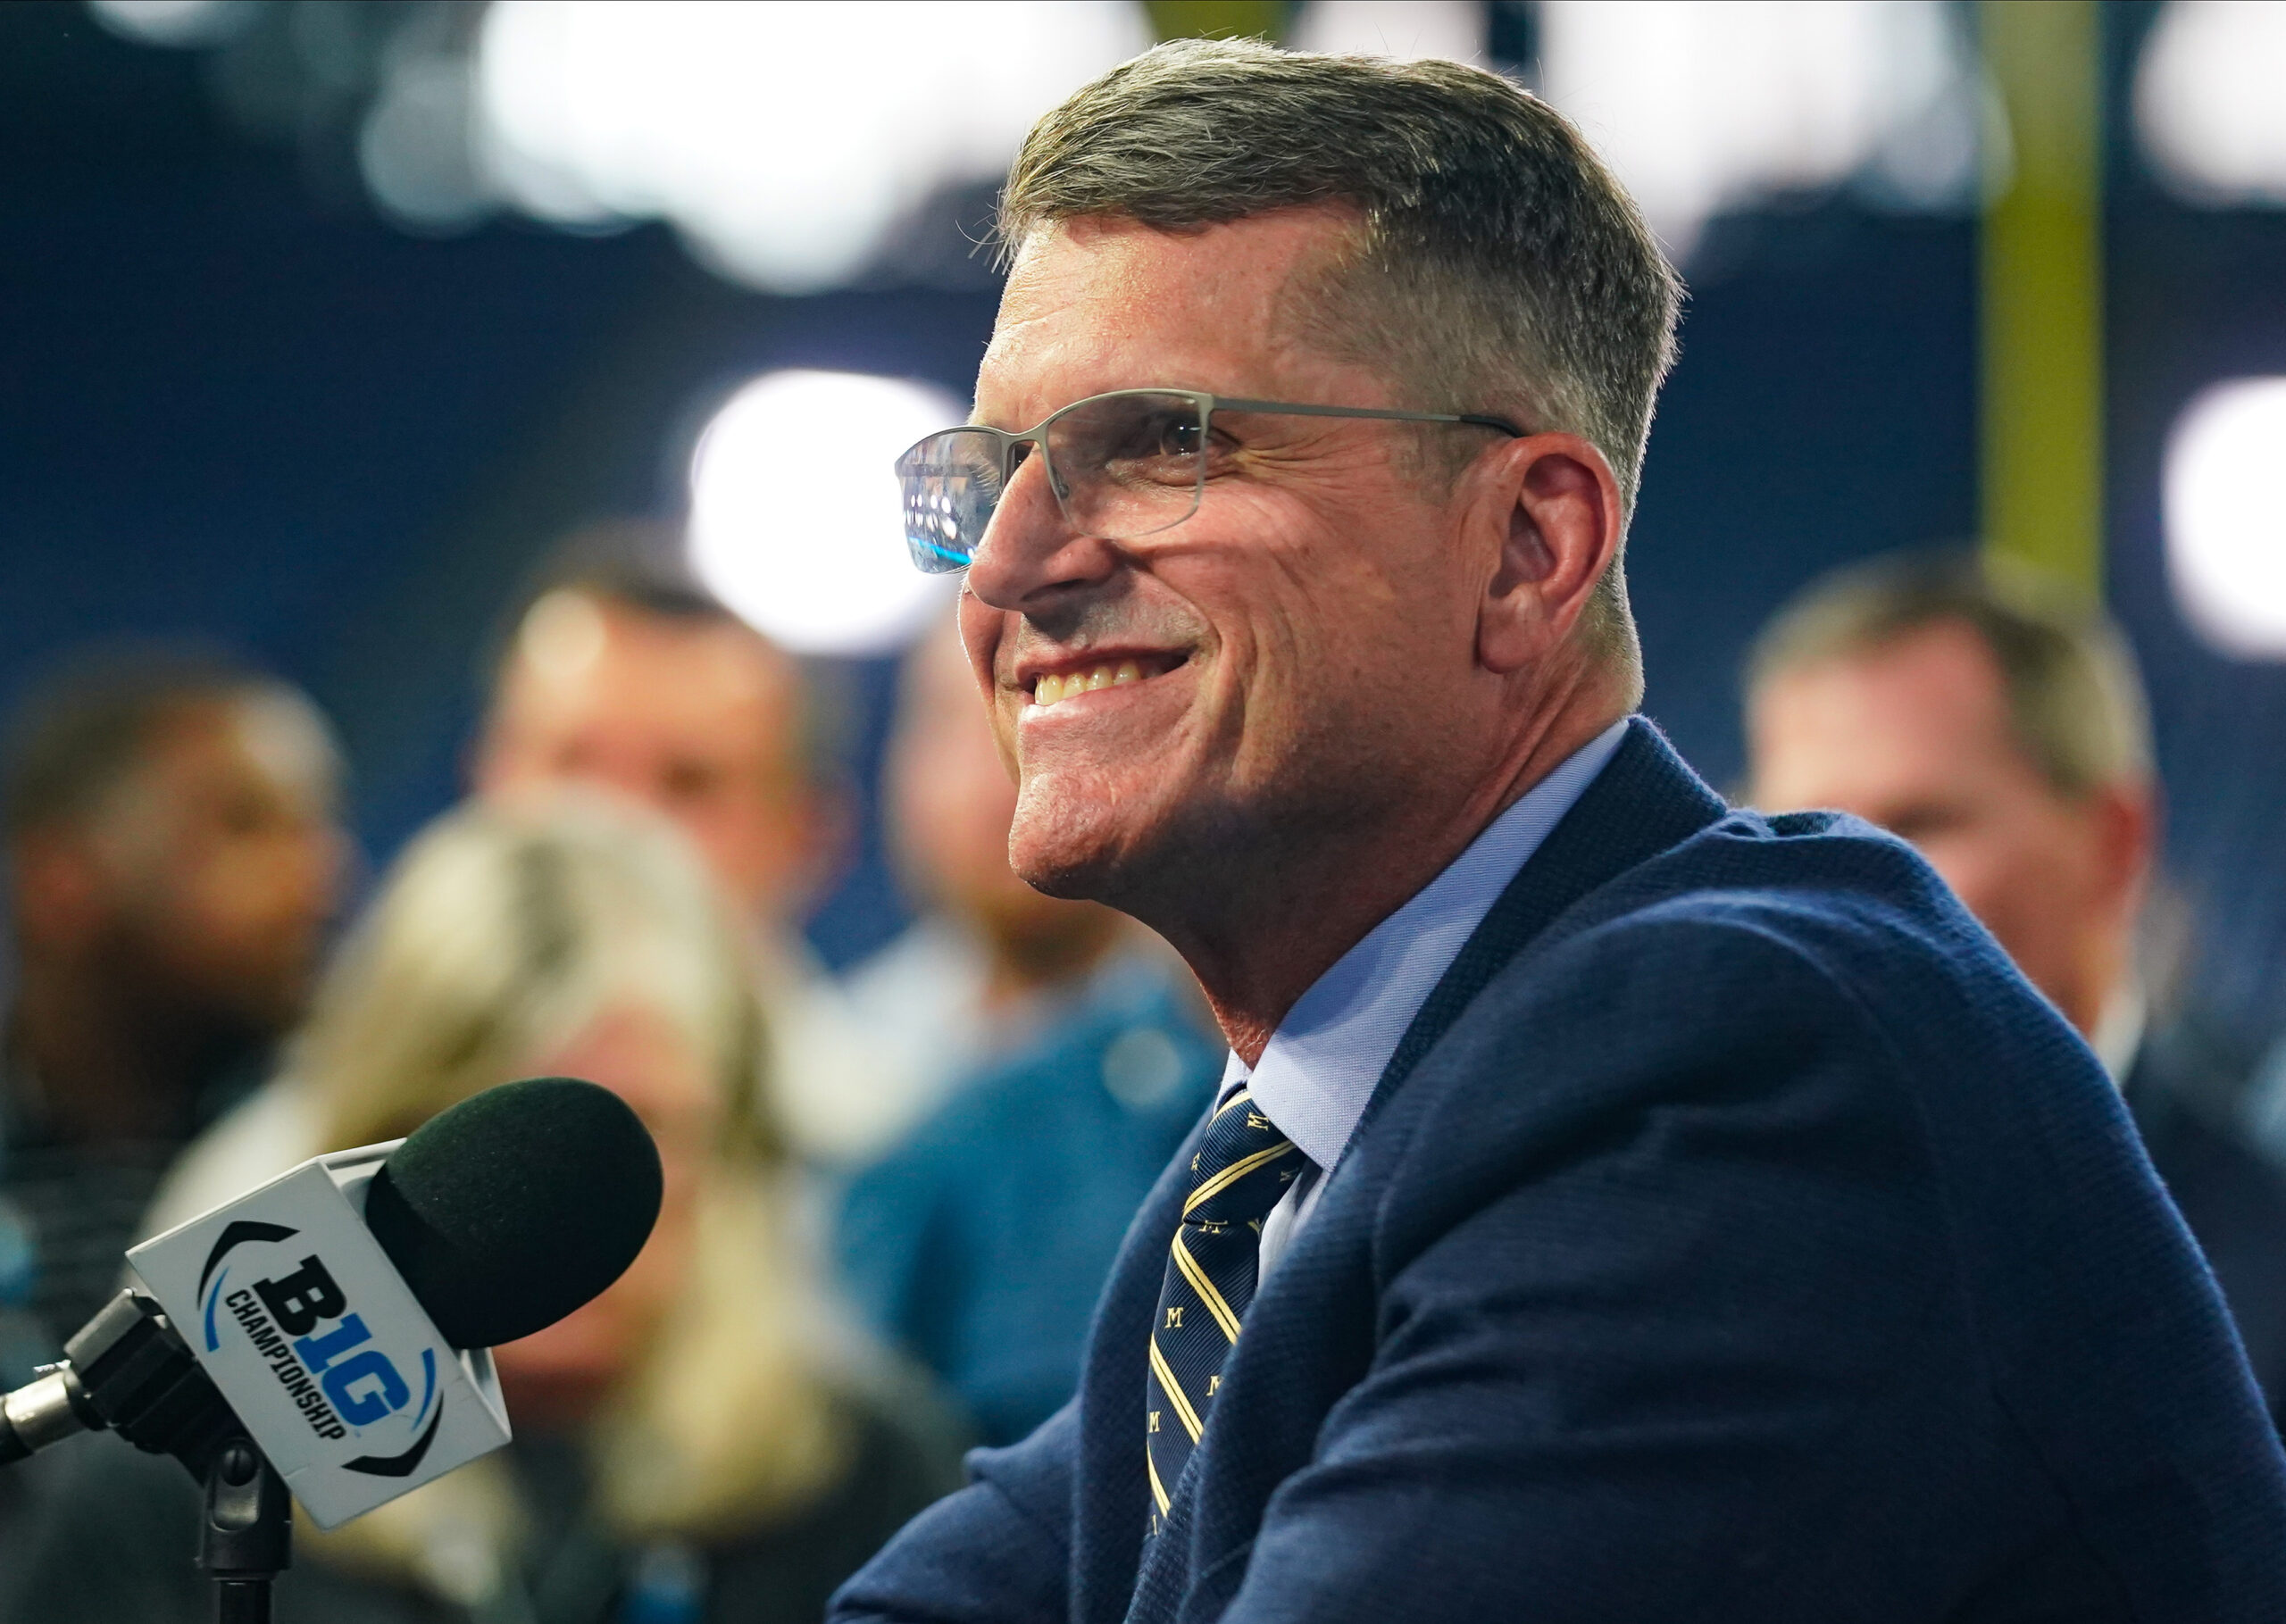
[[127, 1145, 513, 1528]]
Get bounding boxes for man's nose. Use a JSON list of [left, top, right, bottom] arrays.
[[964, 450, 1124, 612]]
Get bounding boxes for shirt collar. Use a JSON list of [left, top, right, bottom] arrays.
[[1222, 719, 1631, 1169], [2093, 981, 2148, 1086]]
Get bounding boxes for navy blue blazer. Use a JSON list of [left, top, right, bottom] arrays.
[[2123, 1039, 2286, 1434], [832, 720, 2286, 1623]]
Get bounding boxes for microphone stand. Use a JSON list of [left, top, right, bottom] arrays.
[[0, 1291, 293, 1623], [201, 1434, 291, 1624]]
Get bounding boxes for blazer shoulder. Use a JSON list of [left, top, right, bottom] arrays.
[[1590, 799, 2002, 963], [1392, 804, 2059, 1155], [1524, 804, 1991, 1021], [1380, 837, 1944, 1175]]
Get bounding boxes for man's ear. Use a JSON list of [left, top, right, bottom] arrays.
[[2087, 777, 2157, 920], [1473, 433, 1623, 676]]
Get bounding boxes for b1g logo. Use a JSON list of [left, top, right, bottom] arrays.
[[246, 1257, 409, 1428], [127, 1155, 510, 1526], [198, 1221, 445, 1477]]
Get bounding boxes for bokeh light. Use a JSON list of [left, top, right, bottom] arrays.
[[2165, 378, 2286, 660], [2136, 1, 2286, 206], [686, 371, 963, 657], [1537, 0, 1979, 256], [87, 0, 254, 48], [1285, 0, 1486, 62], [472, 0, 1154, 292]]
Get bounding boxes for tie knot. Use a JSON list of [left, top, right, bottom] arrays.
[[1182, 1091, 1306, 1226]]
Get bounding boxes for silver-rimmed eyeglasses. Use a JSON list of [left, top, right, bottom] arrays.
[[893, 387, 1524, 574]]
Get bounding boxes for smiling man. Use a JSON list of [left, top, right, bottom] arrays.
[[834, 39, 2286, 1624]]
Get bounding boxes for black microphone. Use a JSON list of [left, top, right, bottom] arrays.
[[362, 1074, 664, 1350], [0, 1075, 662, 1471]]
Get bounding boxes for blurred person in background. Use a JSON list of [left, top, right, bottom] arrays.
[[1747, 549, 2286, 1424], [178, 538, 898, 1186], [0, 652, 344, 1369], [838, 619, 1221, 1445], [842, 613, 1134, 1141], [837, 974, 1222, 1446], [13, 795, 963, 1624], [476, 547, 896, 1170]]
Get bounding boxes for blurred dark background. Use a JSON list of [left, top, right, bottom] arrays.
[[2, 0, 2282, 1051]]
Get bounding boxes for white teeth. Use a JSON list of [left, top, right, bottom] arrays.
[[1032, 662, 1149, 708]]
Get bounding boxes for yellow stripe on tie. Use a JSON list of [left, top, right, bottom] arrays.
[[1211, 1087, 1254, 1120], [1148, 1336, 1203, 1442], [1146, 1439, 1172, 1514], [1171, 1228, 1243, 1343], [1184, 1140, 1297, 1214]]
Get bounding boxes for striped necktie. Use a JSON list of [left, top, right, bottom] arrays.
[[1144, 1086, 1306, 1533]]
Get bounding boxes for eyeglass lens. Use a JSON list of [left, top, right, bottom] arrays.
[[897, 391, 1210, 574]]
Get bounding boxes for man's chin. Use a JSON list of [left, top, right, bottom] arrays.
[[1007, 771, 1249, 921], [1007, 824, 1131, 904], [1007, 782, 1164, 905]]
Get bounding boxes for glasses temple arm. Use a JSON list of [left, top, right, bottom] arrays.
[[1209, 398, 1524, 437]]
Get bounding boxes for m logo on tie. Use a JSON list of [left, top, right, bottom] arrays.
[[1165, 1306, 1184, 1328], [1245, 1111, 1272, 1131]]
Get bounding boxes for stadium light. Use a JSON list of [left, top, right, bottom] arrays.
[[472, 1, 1152, 293], [686, 371, 962, 657], [2165, 378, 2286, 660], [2136, 0, 2286, 206], [1536, 0, 1978, 257], [1285, 0, 1485, 62]]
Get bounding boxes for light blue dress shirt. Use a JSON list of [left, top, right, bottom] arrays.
[[1218, 719, 1631, 1279]]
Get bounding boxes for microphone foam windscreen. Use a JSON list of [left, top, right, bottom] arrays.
[[363, 1076, 663, 1349]]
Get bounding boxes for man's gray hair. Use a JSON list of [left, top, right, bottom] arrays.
[[998, 37, 1684, 691], [1747, 550, 2153, 798]]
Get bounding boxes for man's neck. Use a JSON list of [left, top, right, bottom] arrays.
[[1158, 691, 1625, 1066], [2090, 977, 2147, 1083], [2070, 909, 2144, 1078]]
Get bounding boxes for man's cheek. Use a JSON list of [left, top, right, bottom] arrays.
[[956, 599, 1002, 694], [1925, 839, 2015, 928], [992, 698, 1024, 782]]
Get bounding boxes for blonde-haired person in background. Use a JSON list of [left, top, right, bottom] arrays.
[[4, 795, 964, 1624]]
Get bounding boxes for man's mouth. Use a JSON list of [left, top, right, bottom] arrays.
[[1024, 654, 1186, 709]]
